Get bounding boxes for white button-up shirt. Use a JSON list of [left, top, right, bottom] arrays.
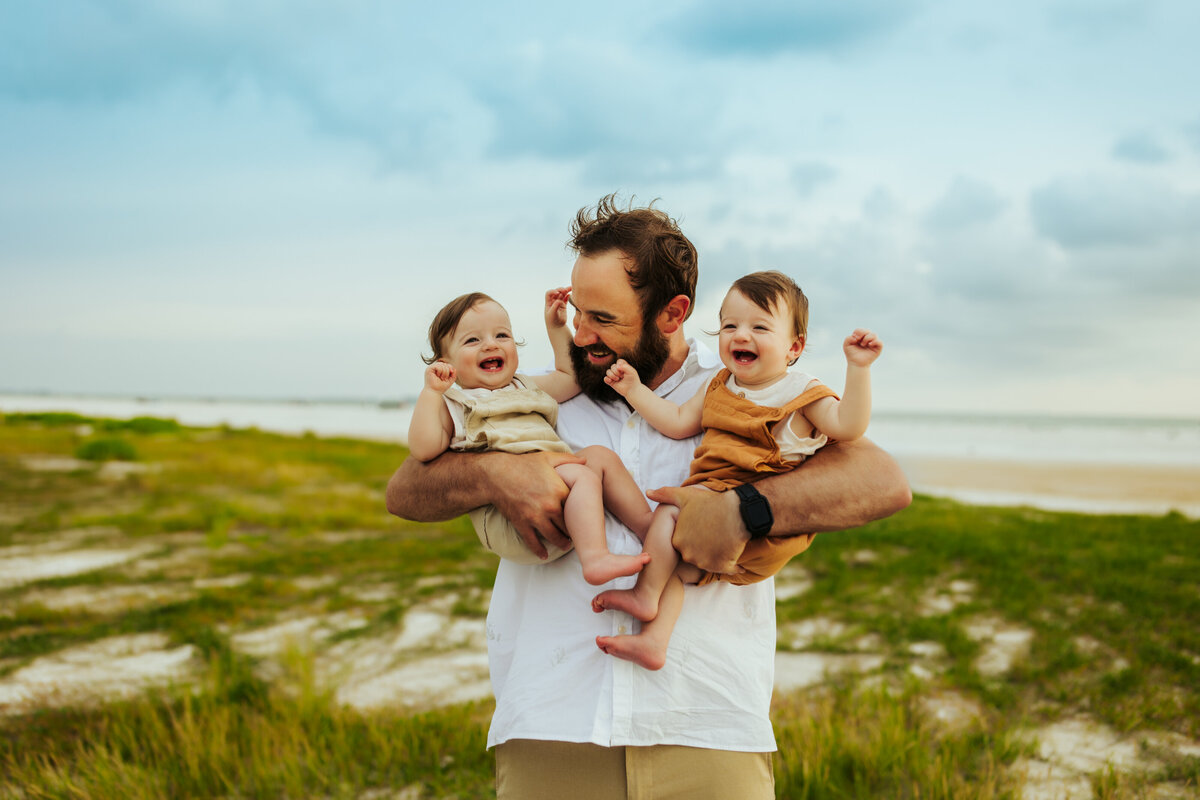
[[485, 341, 778, 752]]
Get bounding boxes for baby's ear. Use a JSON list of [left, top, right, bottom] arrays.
[[787, 336, 805, 366]]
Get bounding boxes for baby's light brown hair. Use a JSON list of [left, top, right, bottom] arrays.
[[422, 292, 499, 365], [725, 270, 809, 365]]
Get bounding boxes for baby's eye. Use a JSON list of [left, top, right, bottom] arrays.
[[496, 332, 511, 339], [754, 325, 769, 332], [721, 323, 736, 331], [464, 337, 479, 344]]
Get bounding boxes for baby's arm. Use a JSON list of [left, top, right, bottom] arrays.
[[604, 359, 705, 439], [529, 287, 582, 403], [801, 328, 882, 442], [407, 362, 457, 462]]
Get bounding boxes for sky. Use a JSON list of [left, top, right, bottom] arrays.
[[2, 0, 1198, 418]]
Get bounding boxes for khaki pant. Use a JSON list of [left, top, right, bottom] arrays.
[[495, 739, 774, 800]]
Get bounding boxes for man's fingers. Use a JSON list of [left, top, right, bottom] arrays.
[[646, 485, 685, 506], [539, 502, 572, 550], [546, 452, 587, 468], [517, 525, 549, 561]]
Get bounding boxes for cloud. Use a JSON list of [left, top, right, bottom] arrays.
[[663, 0, 920, 57], [1112, 132, 1170, 164], [922, 176, 1006, 232], [1029, 174, 1200, 249], [1185, 116, 1200, 154], [791, 162, 837, 197], [1045, 0, 1150, 37], [471, 43, 737, 182], [0, 3, 492, 168]]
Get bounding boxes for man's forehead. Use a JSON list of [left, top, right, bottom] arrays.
[[570, 253, 639, 319]]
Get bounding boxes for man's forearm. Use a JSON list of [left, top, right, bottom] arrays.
[[385, 451, 497, 522], [758, 438, 911, 535]]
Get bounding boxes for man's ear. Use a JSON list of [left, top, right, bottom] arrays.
[[787, 336, 805, 366], [657, 295, 691, 335]]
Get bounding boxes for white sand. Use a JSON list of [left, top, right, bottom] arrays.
[[900, 456, 1200, 517]]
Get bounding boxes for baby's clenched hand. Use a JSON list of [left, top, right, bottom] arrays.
[[844, 328, 883, 367], [603, 358, 642, 396], [424, 361, 457, 393]]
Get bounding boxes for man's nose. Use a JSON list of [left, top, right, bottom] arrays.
[[572, 315, 597, 347]]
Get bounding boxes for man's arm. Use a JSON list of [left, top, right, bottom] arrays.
[[385, 449, 583, 560], [648, 438, 911, 574]]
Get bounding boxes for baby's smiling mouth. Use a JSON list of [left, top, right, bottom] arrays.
[[732, 350, 757, 364], [480, 357, 505, 371]]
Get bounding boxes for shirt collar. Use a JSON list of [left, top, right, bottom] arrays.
[[655, 339, 720, 397]]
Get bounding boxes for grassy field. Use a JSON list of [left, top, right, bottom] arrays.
[[1, 411, 1197, 799]]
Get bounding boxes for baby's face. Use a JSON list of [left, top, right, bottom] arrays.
[[444, 300, 520, 390], [717, 289, 803, 391]]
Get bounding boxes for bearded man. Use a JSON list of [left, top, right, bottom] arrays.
[[386, 195, 911, 799]]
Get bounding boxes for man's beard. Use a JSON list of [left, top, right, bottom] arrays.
[[570, 317, 672, 404]]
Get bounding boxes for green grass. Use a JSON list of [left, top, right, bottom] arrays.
[[1, 643, 496, 799], [1, 410, 1197, 798], [779, 497, 1200, 736]]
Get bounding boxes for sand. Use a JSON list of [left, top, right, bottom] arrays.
[[898, 456, 1200, 518]]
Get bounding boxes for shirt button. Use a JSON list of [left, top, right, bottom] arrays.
[[618, 625, 628, 634], [626, 418, 636, 428]]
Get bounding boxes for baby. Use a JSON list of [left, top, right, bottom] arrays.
[[407, 290, 655, 584], [591, 270, 882, 669]]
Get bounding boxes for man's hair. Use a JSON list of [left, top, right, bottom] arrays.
[[568, 193, 698, 321], [422, 291, 497, 365], [728, 270, 810, 342]]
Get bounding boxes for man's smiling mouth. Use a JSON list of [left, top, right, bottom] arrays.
[[584, 346, 614, 361]]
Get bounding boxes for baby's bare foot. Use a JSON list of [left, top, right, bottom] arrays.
[[580, 552, 650, 586], [590, 586, 658, 621], [596, 634, 667, 671]]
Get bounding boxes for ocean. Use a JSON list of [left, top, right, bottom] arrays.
[[3, 393, 1198, 517]]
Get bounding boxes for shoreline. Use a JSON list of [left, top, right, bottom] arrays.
[[897, 456, 1200, 518]]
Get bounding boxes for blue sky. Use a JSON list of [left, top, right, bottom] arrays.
[[2, 0, 1198, 417]]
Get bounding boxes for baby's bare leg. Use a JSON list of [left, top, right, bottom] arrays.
[[576, 445, 654, 540], [591, 504, 678, 620], [555, 462, 650, 585], [596, 569, 686, 671]]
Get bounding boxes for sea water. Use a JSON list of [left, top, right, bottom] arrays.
[[3, 393, 1198, 514]]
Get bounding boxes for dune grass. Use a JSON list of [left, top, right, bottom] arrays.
[[1, 410, 1197, 798]]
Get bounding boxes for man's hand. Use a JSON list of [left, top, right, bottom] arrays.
[[646, 485, 748, 575], [491, 450, 584, 559]]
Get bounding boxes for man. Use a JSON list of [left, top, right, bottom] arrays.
[[386, 195, 911, 799]]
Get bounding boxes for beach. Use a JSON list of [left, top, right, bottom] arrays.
[[897, 455, 1200, 518], [2, 393, 1197, 518], [3, 396, 1198, 798]]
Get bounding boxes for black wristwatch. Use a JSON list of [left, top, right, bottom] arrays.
[[734, 484, 774, 539]]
